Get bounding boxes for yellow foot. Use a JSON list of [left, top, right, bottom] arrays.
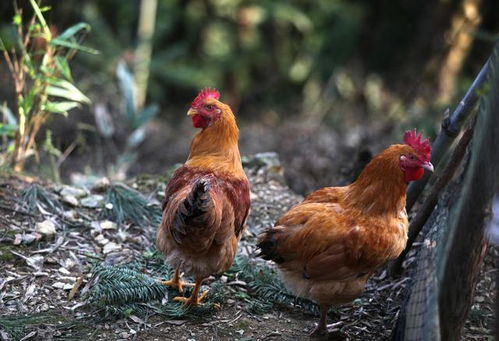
[[160, 279, 194, 294], [173, 290, 209, 306]]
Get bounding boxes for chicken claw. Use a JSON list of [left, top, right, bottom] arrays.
[[160, 269, 194, 294], [173, 290, 209, 306], [173, 277, 208, 305]]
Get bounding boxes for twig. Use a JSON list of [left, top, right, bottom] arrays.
[[390, 117, 476, 276], [56, 139, 78, 168]]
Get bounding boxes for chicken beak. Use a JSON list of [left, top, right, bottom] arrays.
[[187, 108, 197, 117], [423, 161, 434, 172]]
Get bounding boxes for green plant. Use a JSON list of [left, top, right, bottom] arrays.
[[107, 61, 159, 179], [86, 263, 226, 320], [100, 183, 162, 227], [0, 0, 97, 172], [21, 182, 62, 215], [230, 255, 319, 315]]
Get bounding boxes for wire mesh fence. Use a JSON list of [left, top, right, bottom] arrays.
[[393, 41, 499, 341]]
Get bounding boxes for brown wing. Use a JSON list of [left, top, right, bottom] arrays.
[[260, 201, 395, 282]]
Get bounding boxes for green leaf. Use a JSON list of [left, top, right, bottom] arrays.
[[50, 38, 99, 54], [0, 123, 18, 136], [39, 6, 51, 13], [116, 60, 136, 126], [0, 103, 17, 125], [43, 130, 62, 156], [45, 101, 80, 115], [55, 56, 73, 81], [135, 104, 159, 129], [13, 14, 22, 26], [126, 128, 146, 149], [46, 79, 90, 104], [29, 0, 51, 38], [55, 22, 91, 41]]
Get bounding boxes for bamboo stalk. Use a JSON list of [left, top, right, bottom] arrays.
[[134, 0, 158, 111]]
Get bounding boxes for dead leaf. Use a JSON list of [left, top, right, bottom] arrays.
[[68, 276, 84, 300]]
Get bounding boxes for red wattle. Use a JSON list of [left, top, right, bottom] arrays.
[[192, 114, 210, 128], [404, 167, 425, 182]]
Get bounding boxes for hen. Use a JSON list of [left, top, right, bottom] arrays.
[[257, 130, 433, 335], [156, 88, 250, 305]]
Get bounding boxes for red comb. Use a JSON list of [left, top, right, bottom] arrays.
[[403, 129, 431, 162], [191, 88, 220, 108]]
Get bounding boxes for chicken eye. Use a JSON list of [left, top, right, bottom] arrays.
[[409, 155, 416, 160], [205, 104, 214, 111]]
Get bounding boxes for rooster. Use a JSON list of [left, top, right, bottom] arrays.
[[257, 130, 433, 335], [156, 88, 250, 305]]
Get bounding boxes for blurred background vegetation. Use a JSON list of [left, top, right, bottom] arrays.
[[1, 0, 498, 194]]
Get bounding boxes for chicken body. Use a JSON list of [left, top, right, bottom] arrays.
[[157, 89, 250, 305], [258, 140, 432, 335]]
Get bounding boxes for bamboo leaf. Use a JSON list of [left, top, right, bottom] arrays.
[[29, 0, 51, 39], [0, 123, 18, 136], [46, 79, 90, 104], [44, 101, 80, 115], [54, 56, 73, 81], [135, 104, 159, 130], [55, 22, 91, 41], [116, 60, 136, 126], [50, 38, 99, 54], [0, 103, 17, 125]]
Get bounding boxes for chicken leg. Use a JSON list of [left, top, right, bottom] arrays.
[[160, 269, 194, 294], [309, 305, 344, 337], [173, 278, 208, 305], [309, 304, 330, 336]]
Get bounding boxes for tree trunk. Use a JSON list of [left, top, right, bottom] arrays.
[[437, 0, 482, 104]]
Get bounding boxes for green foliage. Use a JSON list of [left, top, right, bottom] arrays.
[[0, 313, 98, 340], [230, 255, 318, 315], [86, 263, 227, 320], [76, 0, 367, 113], [88, 265, 168, 305], [100, 184, 162, 227], [0, 314, 60, 340], [21, 183, 62, 215], [102, 61, 159, 179], [0, 0, 95, 172], [84, 252, 318, 322]]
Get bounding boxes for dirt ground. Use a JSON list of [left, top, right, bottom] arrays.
[[0, 158, 496, 341]]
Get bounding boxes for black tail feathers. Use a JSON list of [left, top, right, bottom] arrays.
[[257, 229, 285, 263], [172, 179, 212, 244]]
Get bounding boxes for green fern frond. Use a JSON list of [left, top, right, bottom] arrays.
[[230, 255, 319, 315], [86, 263, 227, 320], [100, 184, 161, 226], [21, 183, 62, 215], [88, 265, 167, 306]]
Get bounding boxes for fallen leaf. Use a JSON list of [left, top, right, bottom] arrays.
[[13, 234, 22, 245], [35, 220, 57, 237], [103, 242, 121, 254]]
